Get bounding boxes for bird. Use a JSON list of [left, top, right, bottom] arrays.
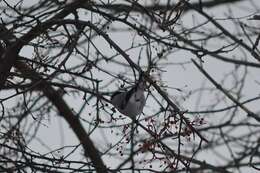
[[110, 77, 146, 119], [111, 76, 146, 171]]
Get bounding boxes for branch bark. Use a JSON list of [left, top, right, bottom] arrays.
[[0, 0, 88, 88], [14, 61, 108, 173], [0, 7, 108, 172]]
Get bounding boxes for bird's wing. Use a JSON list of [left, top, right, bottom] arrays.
[[119, 92, 128, 109], [124, 87, 136, 104], [111, 91, 126, 110], [111, 91, 123, 100]]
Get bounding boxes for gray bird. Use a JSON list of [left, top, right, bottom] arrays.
[[111, 78, 146, 119]]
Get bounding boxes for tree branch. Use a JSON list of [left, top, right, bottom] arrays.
[[0, 0, 89, 88], [14, 61, 108, 173], [192, 59, 260, 122], [95, 0, 244, 13]]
